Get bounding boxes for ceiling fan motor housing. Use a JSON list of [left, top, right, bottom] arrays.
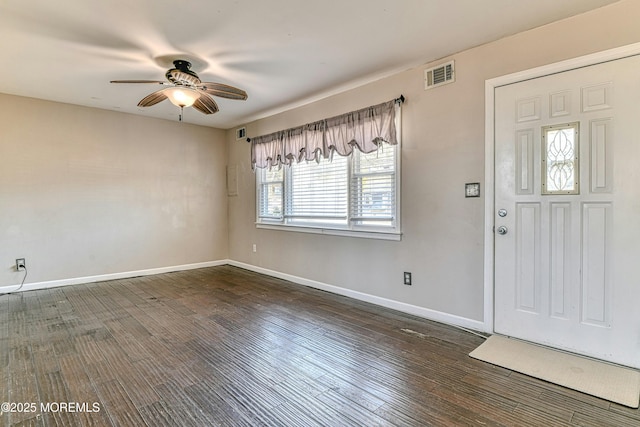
[[166, 60, 201, 86]]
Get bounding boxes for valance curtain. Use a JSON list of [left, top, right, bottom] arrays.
[[251, 99, 399, 170]]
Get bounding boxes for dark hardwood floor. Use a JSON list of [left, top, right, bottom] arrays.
[[1, 265, 639, 426]]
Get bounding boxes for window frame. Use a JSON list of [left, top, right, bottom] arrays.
[[541, 122, 580, 195], [257, 169, 284, 221], [255, 142, 401, 241]]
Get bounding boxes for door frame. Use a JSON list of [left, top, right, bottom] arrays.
[[482, 41, 640, 334]]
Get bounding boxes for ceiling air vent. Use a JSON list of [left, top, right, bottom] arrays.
[[236, 127, 246, 140], [424, 60, 455, 90]]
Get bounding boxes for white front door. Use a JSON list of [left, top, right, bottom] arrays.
[[494, 54, 640, 369]]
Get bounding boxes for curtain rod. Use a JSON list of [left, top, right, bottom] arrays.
[[245, 95, 405, 143]]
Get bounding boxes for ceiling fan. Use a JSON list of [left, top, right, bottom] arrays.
[[110, 59, 248, 120]]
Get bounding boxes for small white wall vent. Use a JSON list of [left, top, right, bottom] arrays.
[[424, 60, 455, 90], [236, 127, 247, 140]]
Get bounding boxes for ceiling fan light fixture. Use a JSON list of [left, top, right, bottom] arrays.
[[166, 87, 200, 107], [110, 59, 247, 119]]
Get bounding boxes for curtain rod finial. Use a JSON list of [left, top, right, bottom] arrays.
[[396, 95, 405, 104], [246, 137, 251, 143]]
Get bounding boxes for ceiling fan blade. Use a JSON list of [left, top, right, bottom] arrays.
[[110, 80, 167, 84], [192, 94, 219, 115], [137, 89, 169, 107], [199, 82, 248, 100]]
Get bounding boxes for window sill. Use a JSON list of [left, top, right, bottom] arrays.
[[255, 223, 402, 241]]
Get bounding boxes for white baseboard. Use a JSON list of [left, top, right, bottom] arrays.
[[227, 260, 486, 332], [0, 260, 228, 294], [2, 258, 486, 334]]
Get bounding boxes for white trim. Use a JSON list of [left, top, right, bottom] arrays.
[[0, 260, 228, 294], [228, 260, 485, 332], [483, 79, 496, 334], [256, 223, 402, 241], [483, 41, 640, 334], [395, 103, 403, 232]]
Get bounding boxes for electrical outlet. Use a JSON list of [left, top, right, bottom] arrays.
[[403, 272, 412, 286], [16, 258, 26, 271], [252, 244, 257, 253]]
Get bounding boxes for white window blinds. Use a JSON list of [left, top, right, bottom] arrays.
[[351, 146, 396, 226], [286, 155, 348, 225], [257, 141, 398, 233], [258, 168, 283, 220]]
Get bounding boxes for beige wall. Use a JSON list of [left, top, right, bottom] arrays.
[[0, 94, 228, 288], [2, 0, 638, 322], [226, 0, 640, 323]]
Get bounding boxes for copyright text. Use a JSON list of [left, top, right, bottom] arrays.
[[1, 402, 101, 413]]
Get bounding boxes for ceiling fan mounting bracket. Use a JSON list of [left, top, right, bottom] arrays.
[[172, 60, 192, 71]]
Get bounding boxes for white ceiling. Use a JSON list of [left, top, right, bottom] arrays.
[[0, 0, 619, 129]]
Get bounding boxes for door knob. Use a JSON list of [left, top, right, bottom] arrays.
[[497, 226, 508, 235]]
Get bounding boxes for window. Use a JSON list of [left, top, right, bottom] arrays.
[[258, 168, 283, 220], [541, 122, 580, 195], [252, 98, 402, 239], [350, 144, 396, 227], [257, 142, 400, 238], [286, 155, 348, 226]]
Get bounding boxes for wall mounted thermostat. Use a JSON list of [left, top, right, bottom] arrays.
[[465, 182, 480, 197]]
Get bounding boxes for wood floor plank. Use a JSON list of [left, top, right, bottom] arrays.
[[512, 403, 574, 427], [95, 337, 160, 408], [138, 401, 181, 427], [9, 415, 46, 426], [131, 357, 172, 387], [571, 409, 640, 427], [153, 379, 216, 427], [8, 345, 41, 425], [270, 379, 362, 427], [184, 381, 257, 427], [84, 360, 117, 387], [36, 371, 82, 427], [2, 265, 639, 426], [374, 402, 429, 427], [315, 372, 387, 412], [315, 388, 394, 427], [94, 379, 147, 427], [57, 354, 113, 426], [609, 402, 640, 423]]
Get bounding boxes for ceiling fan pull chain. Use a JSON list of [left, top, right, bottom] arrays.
[[179, 106, 184, 122]]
